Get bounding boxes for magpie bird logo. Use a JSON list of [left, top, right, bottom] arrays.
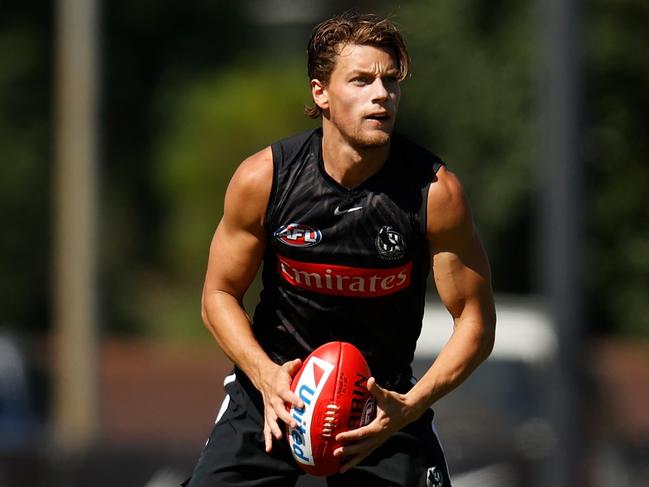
[[426, 467, 444, 487], [375, 226, 406, 260]]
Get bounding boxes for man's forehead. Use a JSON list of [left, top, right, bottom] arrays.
[[333, 43, 398, 72]]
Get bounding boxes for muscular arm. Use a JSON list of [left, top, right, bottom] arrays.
[[406, 166, 496, 414], [335, 166, 495, 471], [201, 147, 303, 451]]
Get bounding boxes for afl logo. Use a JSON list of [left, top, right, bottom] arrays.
[[375, 226, 406, 260], [274, 223, 322, 248]]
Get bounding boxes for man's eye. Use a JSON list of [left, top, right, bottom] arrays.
[[351, 77, 370, 85]]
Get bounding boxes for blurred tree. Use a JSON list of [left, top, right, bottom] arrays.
[[584, 0, 649, 335], [396, 0, 537, 293], [100, 1, 253, 334], [0, 3, 52, 332], [144, 61, 315, 338]]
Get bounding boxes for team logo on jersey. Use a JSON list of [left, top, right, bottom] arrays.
[[287, 356, 335, 466], [375, 226, 406, 260], [426, 467, 444, 487], [274, 223, 322, 248]]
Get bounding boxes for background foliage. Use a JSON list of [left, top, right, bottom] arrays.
[[1, 0, 648, 338]]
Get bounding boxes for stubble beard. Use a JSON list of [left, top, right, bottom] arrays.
[[347, 126, 393, 150], [324, 110, 395, 150]]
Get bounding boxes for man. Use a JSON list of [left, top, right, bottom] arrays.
[[185, 11, 495, 487]]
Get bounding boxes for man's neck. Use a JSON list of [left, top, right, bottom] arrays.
[[321, 124, 391, 190]]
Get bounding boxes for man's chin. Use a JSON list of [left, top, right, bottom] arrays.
[[354, 129, 392, 149]]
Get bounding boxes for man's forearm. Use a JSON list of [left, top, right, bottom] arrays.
[[201, 290, 278, 390], [404, 314, 495, 421]]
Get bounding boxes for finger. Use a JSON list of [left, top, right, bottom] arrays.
[[280, 389, 305, 410], [270, 418, 283, 441], [333, 437, 375, 458], [270, 424, 283, 442], [274, 400, 299, 428], [264, 423, 273, 453], [284, 357, 303, 376], [265, 408, 284, 441], [367, 377, 387, 401], [335, 422, 375, 443], [279, 359, 305, 409]]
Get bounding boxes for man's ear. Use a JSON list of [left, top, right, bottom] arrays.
[[311, 79, 329, 110]]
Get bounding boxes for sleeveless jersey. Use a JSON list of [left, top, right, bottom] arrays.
[[251, 128, 444, 384]]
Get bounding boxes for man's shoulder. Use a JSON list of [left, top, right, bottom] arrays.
[[426, 166, 472, 239], [233, 147, 273, 193]]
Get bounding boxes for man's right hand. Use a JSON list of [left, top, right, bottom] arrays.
[[199, 149, 305, 453], [259, 358, 305, 452]]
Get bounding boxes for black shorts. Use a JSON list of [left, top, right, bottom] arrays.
[[183, 369, 452, 487]]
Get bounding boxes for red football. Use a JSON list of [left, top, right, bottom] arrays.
[[286, 341, 376, 476]]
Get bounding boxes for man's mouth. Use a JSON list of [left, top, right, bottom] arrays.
[[365, 112, 391, 121]]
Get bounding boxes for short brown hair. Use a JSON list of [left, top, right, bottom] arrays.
[[305, 11, 411, 119]]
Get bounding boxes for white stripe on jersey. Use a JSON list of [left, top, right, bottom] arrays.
[[215, 394, 231, 424], [205, 372, 238, 446], [215, 372, 237, 424]]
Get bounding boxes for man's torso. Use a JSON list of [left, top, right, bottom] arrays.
[[252, 128, 444, 384]]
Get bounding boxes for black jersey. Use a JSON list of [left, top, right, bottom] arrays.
[[251, 128, 444, 384]]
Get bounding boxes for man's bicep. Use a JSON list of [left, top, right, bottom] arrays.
[[427, 168, 494, 322], [203, 148, 273, 301], [431, 233, 492, 321], [203, 218, 266, 302]]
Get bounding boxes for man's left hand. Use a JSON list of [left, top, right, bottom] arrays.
[[333, 377, 422, 473]]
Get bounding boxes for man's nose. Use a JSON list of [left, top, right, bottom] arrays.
[[371, 78, 389, 101]]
